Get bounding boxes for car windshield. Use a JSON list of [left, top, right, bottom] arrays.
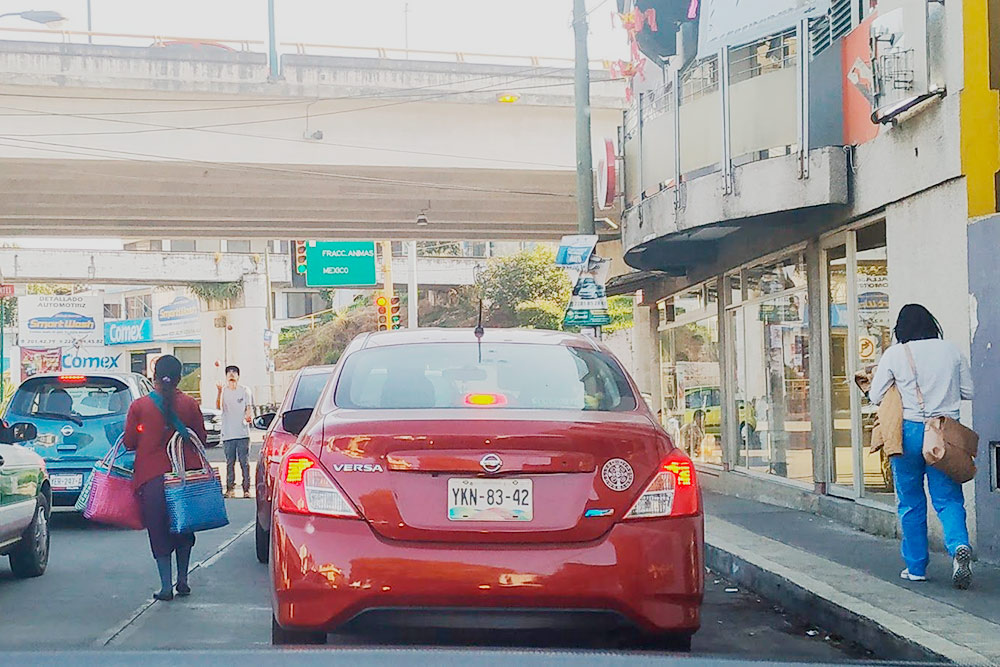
[[289, 371, 331, 411], [334, 342, 636, 411], [9, 376, 130, 419]]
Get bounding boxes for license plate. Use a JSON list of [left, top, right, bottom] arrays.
[[51, 474, 83, 490], [447, 478, 533, 521]]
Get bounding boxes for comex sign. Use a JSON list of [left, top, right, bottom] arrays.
[[62, 348, 123, 370], [105, 318, 153, 346]]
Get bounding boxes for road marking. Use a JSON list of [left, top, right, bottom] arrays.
[[94, 520, 254, 648]]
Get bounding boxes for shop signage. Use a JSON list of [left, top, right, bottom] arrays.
[[563, 259, 612, 328], [304, 241, 377, 287], [61, 346, 123, 371], [153, 292, 201, 341], [555, 235, 599, 269], [18, 294, 105, 347], [697, 0, 830, 58], [105, 318, 153, 346], [20, 347, 62, 378]]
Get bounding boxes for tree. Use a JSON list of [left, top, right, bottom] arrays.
[[603, 296, 635, 334], [476, 246, 571, 327]]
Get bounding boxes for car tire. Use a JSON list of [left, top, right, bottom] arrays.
[[654, 632, 693, 653], [9, 494, 50, 578], [271, 615, 327, 645], [255, 519, 269, 564]]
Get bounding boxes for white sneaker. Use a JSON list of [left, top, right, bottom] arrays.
[[900, 569, 927, 582], [952, 545, 973, 590]]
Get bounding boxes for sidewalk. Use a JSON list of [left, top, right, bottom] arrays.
[[704, 492, 1000, 665]]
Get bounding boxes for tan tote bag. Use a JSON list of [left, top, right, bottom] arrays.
[[903, 345, 978, 484]]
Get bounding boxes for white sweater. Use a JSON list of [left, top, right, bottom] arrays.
[[869, 339, 973, 422]]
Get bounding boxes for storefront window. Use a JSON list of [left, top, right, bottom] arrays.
[[731, 253, 812, 484], [659, 284, 724, 466]]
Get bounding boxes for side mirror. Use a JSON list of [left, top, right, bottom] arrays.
[[281, 408, 313, 437], [252, 413, 276, 430], [7, 423, 37, 443]]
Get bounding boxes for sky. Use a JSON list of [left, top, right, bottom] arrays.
[[1, 1, 627, 249]]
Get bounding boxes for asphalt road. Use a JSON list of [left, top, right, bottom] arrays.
[[0, 440, 882, 663]]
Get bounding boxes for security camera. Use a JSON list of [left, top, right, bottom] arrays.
[[416, 213, 429, 226]]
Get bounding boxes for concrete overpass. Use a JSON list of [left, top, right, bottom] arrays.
[[0, 35, 624, 240]]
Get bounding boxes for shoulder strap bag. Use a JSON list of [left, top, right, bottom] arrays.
[[903, 344, 978, 484]]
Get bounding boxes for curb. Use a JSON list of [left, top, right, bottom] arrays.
[[705, 543, 949, 664]]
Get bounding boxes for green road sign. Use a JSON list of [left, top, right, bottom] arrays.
[[305, 241, 377, 287]]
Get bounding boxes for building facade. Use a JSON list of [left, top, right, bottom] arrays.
[[614, 0, 1000, 561]]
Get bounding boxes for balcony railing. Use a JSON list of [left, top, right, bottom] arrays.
[[622, 26, 815, 210]]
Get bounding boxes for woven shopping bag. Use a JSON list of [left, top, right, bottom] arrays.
[[162, 429, 229, 534], [82, 435, 144, 530]]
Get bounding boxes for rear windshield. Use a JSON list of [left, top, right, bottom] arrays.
[[9, 377, 131, 419], [290, 371, 331, 411], [334, 343, 637, 411]]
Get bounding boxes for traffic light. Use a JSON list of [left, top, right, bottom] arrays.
[[389, 296, 401, 330], [375, 295, 389, 331], [294, 241, 308, 274]]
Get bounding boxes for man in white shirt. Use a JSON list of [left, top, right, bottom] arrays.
[[217, 365, 253, 498]]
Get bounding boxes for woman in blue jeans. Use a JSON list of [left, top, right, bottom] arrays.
[[868, 304, 974, 589]]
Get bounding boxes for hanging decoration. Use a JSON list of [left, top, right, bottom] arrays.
[[613, 6, 658, 103]]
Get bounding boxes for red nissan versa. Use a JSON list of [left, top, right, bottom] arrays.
[[269, 329, 704, 648], [253, 365, 335, 563]]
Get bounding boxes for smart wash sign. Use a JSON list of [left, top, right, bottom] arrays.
[[105, 318, 153, 346], [18, 294, 104, 347]]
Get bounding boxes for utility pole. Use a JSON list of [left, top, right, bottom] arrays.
[[407, 240, 418, 328], [573, 0, 596, 235], [404, 2, 410, 58], [267, 0, 279, 80], [86, 0, 93, 43]]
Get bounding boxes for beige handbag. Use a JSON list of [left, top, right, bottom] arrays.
[[903, 345, 978, 483]]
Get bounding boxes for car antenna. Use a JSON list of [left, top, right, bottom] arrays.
[[474, 300, 485, 338], [474, 299, 484, 362]]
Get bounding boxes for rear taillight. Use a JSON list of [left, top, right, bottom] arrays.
[[624, 449, 699, 519], [276, 447, 359, 519], [265, 433, 295, 464]]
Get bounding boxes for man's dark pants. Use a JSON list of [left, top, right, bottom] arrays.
[[223, 437, 251, 493]]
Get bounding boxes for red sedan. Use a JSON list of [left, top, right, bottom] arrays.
[[269, 328, 703, 648], [253, 364, 335, 563]]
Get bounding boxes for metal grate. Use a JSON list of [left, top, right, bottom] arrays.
[[810, 0, 857, 58]]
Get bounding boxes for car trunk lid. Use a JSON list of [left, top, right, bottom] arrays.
[[317, 409, 667, 544]]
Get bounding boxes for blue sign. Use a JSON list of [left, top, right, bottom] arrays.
[[555, 235, 599, 268], [62, 350, 123, 371], [27, 311, 96, 332], [105, 318, 153, 346]]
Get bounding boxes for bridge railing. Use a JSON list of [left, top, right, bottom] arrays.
[[0, 25, 611, 70]]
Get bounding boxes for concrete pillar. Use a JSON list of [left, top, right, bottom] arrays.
[[632, 302, 661, 419], [199, 272, 271, 408]]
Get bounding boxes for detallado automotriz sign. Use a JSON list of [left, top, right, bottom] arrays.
[[18, 294, 105, 348]]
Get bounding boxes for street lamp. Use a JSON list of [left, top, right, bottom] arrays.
[[0, 10, 68, 26]]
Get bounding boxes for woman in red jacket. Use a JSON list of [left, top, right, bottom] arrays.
[[124, 355, 208, 601]]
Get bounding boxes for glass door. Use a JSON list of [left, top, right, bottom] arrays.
[[822, 223, 892, 501], [823, 235, 861, 497]]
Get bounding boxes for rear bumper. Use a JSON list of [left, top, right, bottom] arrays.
[[271, 511, 704, 635]]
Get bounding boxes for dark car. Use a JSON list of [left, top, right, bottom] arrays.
[[4, 373, 152, 507], [252, 365, 335, 563]]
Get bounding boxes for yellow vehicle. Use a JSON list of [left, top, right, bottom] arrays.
[[682, 386, 757, 434]]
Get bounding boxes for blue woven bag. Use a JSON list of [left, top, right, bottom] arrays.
[[150, 392, 229, 534]]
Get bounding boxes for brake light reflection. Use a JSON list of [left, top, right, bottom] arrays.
[[464, 393, 508, 407]]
